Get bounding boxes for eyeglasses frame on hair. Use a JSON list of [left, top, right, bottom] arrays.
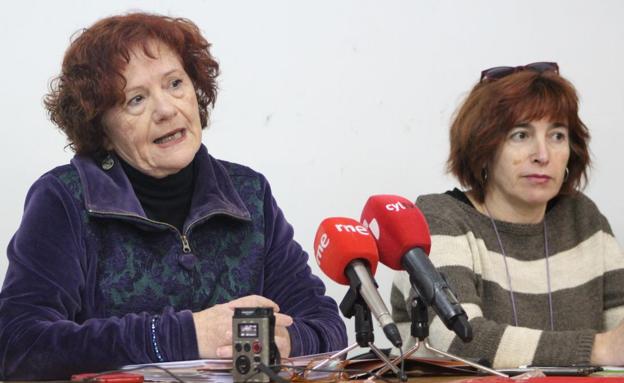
[[480, 62, 559, 82]]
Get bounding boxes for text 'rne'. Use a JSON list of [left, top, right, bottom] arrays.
[[334, 224, 369, 235], [315, 233, 329, 264]]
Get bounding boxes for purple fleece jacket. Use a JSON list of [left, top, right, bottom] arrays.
[[0, 145, 347, 379]]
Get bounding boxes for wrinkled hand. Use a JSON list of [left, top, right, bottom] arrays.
[[591, 319, 624, 365], [192, 295, 293, 359]]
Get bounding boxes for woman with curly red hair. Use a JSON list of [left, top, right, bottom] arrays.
[[392, 63, 624, 368], [0, 12, 346, 379]]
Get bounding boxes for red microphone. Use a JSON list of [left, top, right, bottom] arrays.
[[360, 195, 431, 269], [361, 195, 472, 342], [314, 217, 378, 285], [314, 217, 402, 347]]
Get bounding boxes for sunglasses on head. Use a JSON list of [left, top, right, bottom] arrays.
[[480, 62, 559, 82]]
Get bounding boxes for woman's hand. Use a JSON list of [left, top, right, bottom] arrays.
[[591, 319, 624, 365], [192, 295, 293, 359]]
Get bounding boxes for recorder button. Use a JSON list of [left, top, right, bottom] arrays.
[[235, 355, 251, 374], [252, 341, 262, 354]]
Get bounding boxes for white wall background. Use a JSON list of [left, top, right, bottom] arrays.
[[1, 0, 623, 349]]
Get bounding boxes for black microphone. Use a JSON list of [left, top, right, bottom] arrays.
[[361, 195, 473, 342]]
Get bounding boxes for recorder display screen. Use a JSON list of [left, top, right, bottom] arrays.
[[238, 323, 258, 338]]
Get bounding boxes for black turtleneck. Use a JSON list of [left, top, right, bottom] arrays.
[[119, 157, 195, 232]]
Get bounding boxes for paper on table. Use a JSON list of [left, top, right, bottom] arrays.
[[122, 359, 232, 382], [601, 366, 624, 371], [123, 359, 230, 370], [120, 351, 340, 382]]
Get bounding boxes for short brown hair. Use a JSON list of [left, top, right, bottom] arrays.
[[44, 12, 219, 156], [447, 69, 591, 203]]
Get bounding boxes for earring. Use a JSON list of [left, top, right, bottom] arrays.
[[101, 153, 115, 171], [481, 167, 488, 184], [564, 167, 569, 182]]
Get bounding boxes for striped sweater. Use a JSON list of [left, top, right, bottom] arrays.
[[390, 190, 624, 368]]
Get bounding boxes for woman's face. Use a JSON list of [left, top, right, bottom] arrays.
[[486, 118, 570, 212], [102, 40, 202, 178]]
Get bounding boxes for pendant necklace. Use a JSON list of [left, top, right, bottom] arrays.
[[484, 205, 555, 331]]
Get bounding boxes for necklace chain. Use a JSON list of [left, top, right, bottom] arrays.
[[484, 206, 555, 331]]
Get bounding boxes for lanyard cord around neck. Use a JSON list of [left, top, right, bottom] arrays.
[[484, 206, 555, 331]]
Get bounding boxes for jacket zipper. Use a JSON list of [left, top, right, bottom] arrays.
[[87, 209, 249, 254]]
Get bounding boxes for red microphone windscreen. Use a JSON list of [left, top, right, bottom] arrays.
[[313, 217, 379, 285], [360, 195, 431, 270]]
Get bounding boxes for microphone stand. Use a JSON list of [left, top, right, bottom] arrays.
[[373, 293, 508, 378], [311, 283, 407, 381]]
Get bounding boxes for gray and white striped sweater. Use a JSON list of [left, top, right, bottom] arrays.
[[391, 191, 624, 368]]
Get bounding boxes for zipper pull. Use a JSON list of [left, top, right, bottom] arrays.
[[181, 235, 192, 253], [178, 235, 197, 271]]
